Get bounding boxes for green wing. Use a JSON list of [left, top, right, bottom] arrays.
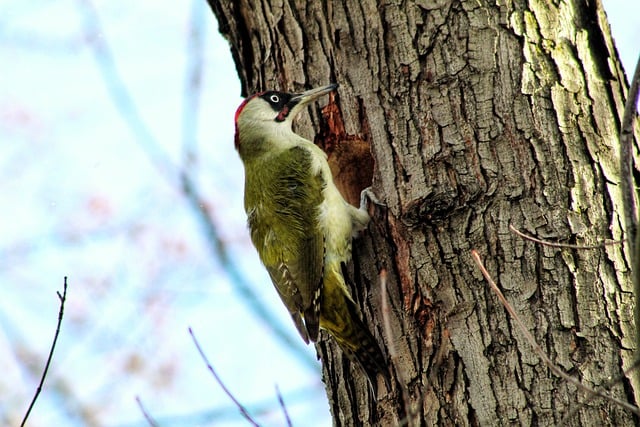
[[245, 145, 325, 342]]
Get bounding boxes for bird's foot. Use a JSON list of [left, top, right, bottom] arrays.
[[360, 186, 386, 211]]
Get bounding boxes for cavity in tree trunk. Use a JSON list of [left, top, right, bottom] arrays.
[[208, 0, 639, 425]]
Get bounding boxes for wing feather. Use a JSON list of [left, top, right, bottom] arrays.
[[246, 145, 325, 341]]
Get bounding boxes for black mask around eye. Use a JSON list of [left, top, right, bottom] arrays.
[[260, 91, 298, 122]]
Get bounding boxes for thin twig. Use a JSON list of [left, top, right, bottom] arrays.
[[509, 224, 623, 249], [275, 385, 292, 427], [470, 250, 640, 416], [619, 53, 640, 257], [188, 327, 260, 427], [380, 269, 420, 427], [619, 53, 640, 387], [380, 269, 397, 361], [20, 277, 68, 427], [135, 396, 160, 427], [559, 357, 640, 425], [128, 385, 317, 425]]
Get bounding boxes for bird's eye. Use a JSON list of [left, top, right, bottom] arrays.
[[270, 94, 280, 103]]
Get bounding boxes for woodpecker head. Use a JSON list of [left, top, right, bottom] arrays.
[[234, 83, 338, 157]]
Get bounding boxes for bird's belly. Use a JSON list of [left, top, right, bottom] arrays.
[[318, 185, 353, 261]]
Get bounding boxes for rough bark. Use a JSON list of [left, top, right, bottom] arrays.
[[209, 0, 639, 425]]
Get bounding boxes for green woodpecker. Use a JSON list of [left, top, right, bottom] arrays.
[[234, 83, 388, 391]]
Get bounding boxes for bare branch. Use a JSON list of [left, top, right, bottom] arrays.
[[182, 0, 205, 169], [509, 224, 623, 249], [619, 53, 640, 385], [379, 269, 396, 360], [470, 250, 640, 416], [619, 53, 640, 255], [20, 277, 68, 427], [135, 396, 160, 427], [380, 269, 420, 427], [76, 0, 177, 182], [559, 357, 640, 425], [275, 385, 292, 427], [127, 385, 318, 425], [188, 327, 260, 427]]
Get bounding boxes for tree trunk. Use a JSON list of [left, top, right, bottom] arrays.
[[209, 0, 639, 425]]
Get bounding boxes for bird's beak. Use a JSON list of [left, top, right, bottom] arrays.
[[291, 83, 338, 107], [275, 83, 338, 123]]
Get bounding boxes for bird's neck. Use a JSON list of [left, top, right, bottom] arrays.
[[237, 120, 307, 162]]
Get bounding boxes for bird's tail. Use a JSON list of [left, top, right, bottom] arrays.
[[320, 269, 390, 394]]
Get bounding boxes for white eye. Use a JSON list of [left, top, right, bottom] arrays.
[[270, 94, 279, 103]]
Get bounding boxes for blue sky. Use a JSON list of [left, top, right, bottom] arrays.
[[0, 1, 637, 426]]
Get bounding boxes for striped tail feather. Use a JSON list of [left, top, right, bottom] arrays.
[[333, 297, 391, 394], [320, 267, 390, 394]]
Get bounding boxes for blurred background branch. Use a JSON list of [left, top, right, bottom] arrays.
[[1, 0, 636, 425], [76, 0, 315, 369]]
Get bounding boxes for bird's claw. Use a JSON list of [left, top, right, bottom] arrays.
[[360, 186, 385, 211]]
